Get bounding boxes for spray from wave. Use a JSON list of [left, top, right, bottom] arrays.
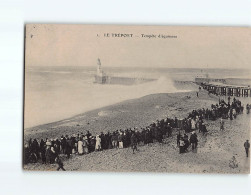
[[112, 76, 187, 99], [66, 75, 190, 121]]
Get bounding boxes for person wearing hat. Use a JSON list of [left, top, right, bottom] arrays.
[[45, 145, 52, 164], [100, 132, 106, 150], [111, 132, 118, 149], [130, 132, 138, 154], [118, 132, 124, 149], [190, 131, 198, 150], [83, 136, 89, 154], [167, 123, 172, 138], [179, 137, 185, 154], [77, 137, 84, 155], [244, 140, 250, 157], [90, 136, 96, 152], [61, 136, 67, 154], [65, 137, 72, 159], [95, 135, 101, 151], [183, 134, 189, 152], [23, 143, 30, 164], [201, 122, 208, 135], [220, 117, 225, 131]]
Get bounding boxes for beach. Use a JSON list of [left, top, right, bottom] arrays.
[[24, 89, 250, 173]]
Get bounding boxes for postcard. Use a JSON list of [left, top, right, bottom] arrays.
[[24, 24, 250, 173]]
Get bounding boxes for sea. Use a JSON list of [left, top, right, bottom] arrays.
[[25, 66, 251, 128]]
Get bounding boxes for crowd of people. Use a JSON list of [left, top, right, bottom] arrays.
[[24, 96, 246, 169]]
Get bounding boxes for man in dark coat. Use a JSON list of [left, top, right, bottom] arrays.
[[24, 144, 30, 164], [65, 138, 72, 159], [40, 139, 46, 164], [229, 108, 233, 120], [201, 123, 208, 135], [145, 129, 151, 145], [89, 136, 96, 152], [105, 132, 111, 149], [61, 136, 66, 154], [183, 134, 189, 152], [100, 132, 106, 150], [177, 132, 181, 147], [244, 140, 250, 157], [167, 123, 172, 137], [131, 132, 138, 154], [190, 132, 198, 150], [31, 139, 40, 160], [55, 156, 66, 171], [198, 119, 203, 132]]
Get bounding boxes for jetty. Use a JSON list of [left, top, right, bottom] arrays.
[[94, 58, 156, 85], [195, 77, 251, 97]]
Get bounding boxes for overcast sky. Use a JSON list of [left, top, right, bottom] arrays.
[[25, 24, 251, 69]]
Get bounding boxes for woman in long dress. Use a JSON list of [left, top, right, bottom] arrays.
[[191, 118, 196, 130], [95, 135, 101, 151], [77, 137, 84, 155]]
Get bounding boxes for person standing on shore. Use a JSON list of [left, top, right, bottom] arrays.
[[191, 118, 196, 130], [244, 140, 250, 157], [65, 137, 72, 159], [190, 131, 198, 150], [77, 137, 84, 155], [111, 132, 118, 149], [177, 132, 181, 147], [246, 104, 250, 114], [118, 132, 124, 149], [179, 137, 185, 154], [131, 132, 138, 154], [40, 139, 46, 164], [95, 135, 102, 151], [83, 136, 89, 154], [55, 156, 66, 171], [220, 117, 225, 131], [167, 123, 172, 137], [45, 145, 52, 164]]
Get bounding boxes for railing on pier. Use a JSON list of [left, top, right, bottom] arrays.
[[199, 82, 251, 97]]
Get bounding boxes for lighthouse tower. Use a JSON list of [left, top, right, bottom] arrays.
[[97, 58, 103, 76], [95, 58, 107, 84]]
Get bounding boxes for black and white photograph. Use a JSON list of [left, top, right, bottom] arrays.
[[23, 24, 250, 173]]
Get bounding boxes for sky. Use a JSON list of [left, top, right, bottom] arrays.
[[25, 24, 251, 69]]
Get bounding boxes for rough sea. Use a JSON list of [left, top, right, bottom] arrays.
[[25, 66, 250, 128]]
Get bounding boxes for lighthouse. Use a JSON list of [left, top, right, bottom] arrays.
[[95, 58, 107, 84], [97, 58, 104, 76]]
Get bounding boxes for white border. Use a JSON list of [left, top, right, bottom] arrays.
[[0, 0, 250, 194]]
